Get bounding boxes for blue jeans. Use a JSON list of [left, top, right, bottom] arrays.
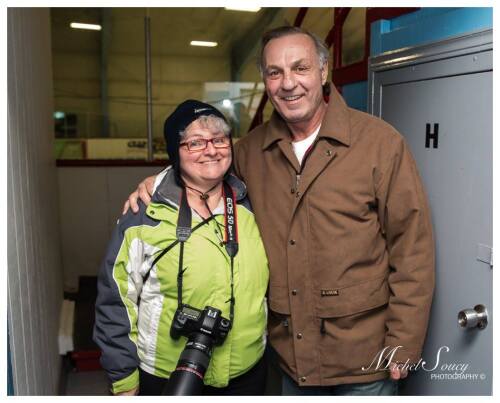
[[282, 372, 398, 396]]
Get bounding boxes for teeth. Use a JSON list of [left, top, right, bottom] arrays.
[[283, 95, 301, 101]]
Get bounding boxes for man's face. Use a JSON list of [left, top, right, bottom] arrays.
[[262, 33, 328, 125]]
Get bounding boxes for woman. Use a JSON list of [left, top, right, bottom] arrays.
[[94, 100, 269, 395]]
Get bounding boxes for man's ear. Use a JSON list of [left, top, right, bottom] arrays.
[[321, 61, 329, 85]]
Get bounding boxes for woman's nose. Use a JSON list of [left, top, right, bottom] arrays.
[[204, 140, 218, 155]]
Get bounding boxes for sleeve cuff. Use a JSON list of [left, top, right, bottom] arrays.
[[111, 368, 139, 394]]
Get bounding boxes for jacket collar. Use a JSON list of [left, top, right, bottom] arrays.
[[262, 83, 351, 150], [152, 166, 247, 209]]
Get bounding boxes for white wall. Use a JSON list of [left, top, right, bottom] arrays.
[[57, 166, 162, 290], [7, 8, 64, 395]]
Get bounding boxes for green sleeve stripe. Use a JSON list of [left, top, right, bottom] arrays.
[[111, 368, 139, 394]]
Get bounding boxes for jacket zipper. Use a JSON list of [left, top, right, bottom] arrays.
[[294, 139, 317, 192], [295, 174, 301, 191]]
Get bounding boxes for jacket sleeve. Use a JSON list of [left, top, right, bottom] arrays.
[[375, 134, 435, 364], [232, 139, 246, 181], [93, 210, 145, 394]]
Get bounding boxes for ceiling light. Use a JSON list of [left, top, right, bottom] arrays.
[[225, 7, 261, 12], [190, 40, 218, 47], [70, 22, 102, 31], [222, 99, 232, 108]]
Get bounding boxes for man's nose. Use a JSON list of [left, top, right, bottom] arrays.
[[281, 71, 297, 90]]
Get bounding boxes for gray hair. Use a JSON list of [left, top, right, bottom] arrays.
[[258, 26, 329, 75], [179, 114, 231, 139]]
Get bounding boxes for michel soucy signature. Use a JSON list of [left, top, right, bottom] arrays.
[[362, 346, 469, 374]]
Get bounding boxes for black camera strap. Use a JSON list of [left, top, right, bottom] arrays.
[[175, 186, 193, 309], [176, 181, 238, 321], [221, 181, 238, 322], [222, 182, 238, 258], [146, 181, 239, 322], [144, 212, 214, 286], [138, 213, 214, 308]]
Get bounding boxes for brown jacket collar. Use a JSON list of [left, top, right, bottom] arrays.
[[262, 83, 351, 150]]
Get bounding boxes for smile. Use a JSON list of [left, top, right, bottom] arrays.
[[280, 94, 303, 102]]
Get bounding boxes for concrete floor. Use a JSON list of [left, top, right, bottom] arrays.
[[64, 364, 282, 396], [65, 370, 109, 396], [63, 346, 282, 395]]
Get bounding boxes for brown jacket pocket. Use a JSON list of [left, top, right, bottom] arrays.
[[314, 275, 390, 318]]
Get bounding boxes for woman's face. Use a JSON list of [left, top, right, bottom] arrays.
[[179, 119, 232, 188]]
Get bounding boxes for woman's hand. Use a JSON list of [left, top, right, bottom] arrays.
[[122, 175, 156, 215], [114, 386, 139, 395]]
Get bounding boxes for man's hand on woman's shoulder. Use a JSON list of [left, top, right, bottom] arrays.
[[122, 175, 156, 215]]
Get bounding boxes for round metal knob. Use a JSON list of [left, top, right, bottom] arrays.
[[458, 304, 488, 330]]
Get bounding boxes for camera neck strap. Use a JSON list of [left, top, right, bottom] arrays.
[[175, 180, 239, 321]]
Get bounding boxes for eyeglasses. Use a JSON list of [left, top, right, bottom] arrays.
[[180, 136, 231, 152]]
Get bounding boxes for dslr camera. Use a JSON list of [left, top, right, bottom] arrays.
[[163, 304, 232, 395]]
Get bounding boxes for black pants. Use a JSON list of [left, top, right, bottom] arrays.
[[139, 356, 267, 395]]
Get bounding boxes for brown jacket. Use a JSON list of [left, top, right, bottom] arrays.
[[233, 84, 435, 386]]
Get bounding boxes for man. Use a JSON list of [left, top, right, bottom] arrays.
[[124, 26, 435, 395]]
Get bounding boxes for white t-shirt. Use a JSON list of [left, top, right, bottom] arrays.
[[292, 126, 321, 165]]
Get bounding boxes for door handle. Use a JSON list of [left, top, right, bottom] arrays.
[[457, 304, 488, 330]]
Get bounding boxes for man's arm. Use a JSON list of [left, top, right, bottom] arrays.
[[376, 134, 436, 366], [121, 166, 171, 214], [122, 175, 155, 214]]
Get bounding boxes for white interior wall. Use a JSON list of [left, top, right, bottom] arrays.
[[57, 166, 162, 290], [7, 8, 64, 395]]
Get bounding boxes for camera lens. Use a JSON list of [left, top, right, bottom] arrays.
[[163, 332, 213, 395]]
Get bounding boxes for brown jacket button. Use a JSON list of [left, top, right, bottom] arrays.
[[300, 376, 307, 382], [291, 289, 298, 295], [296, 333, 303, 339], [290, 239, 296, 245]]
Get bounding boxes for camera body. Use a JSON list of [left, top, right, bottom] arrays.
[[170, 304, 231, 347], [164, 304, 232, 395]]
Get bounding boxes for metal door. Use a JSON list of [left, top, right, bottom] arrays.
[[369, 30, 492, 395]]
